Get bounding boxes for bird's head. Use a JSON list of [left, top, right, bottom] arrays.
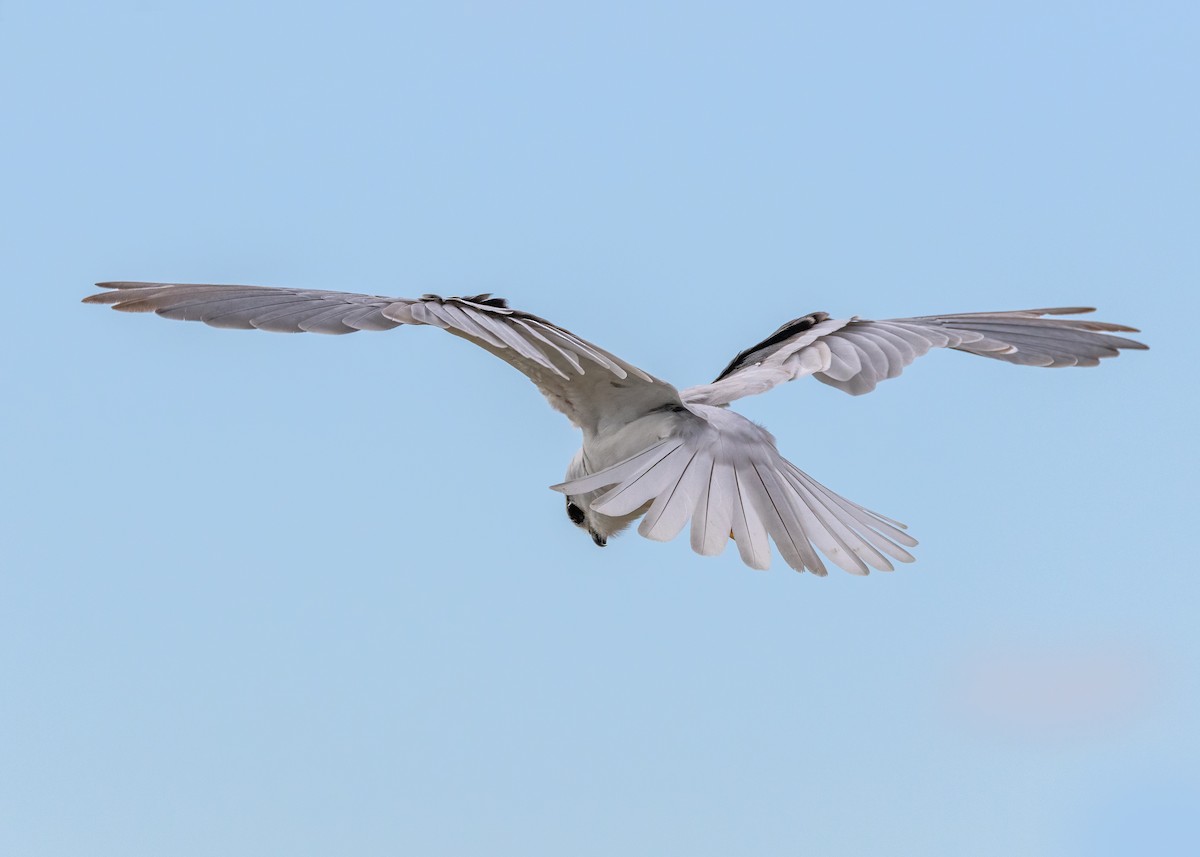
[[565, 496, 609, 547], [560, 449, 649, 548]]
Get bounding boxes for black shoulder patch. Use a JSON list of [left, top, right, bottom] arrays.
[[420, 293, 511, 309], [713, 311, 829, 382], [461, 293, 510, 309]]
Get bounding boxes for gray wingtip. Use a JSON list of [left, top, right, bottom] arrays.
[[83, 286, 115, 305], [85, 282, 143, 304]]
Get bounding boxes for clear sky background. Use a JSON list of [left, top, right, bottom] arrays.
[[2, 1, 1197, 854]]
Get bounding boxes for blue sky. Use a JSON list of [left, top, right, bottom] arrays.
[[2, 1, 1196, 854]]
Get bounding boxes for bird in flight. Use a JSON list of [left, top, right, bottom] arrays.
[[85, 282, 1146, 575]]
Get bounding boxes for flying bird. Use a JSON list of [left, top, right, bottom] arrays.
[[85, 282, 1146, 575]]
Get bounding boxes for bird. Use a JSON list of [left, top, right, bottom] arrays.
[[84, 282, 1146, 575]]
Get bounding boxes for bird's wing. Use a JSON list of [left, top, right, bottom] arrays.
[[681, 307, 1148, 405], [552, 403, 916, 575], [84, 282, 681, 430]]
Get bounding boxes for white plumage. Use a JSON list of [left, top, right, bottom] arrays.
[[85, 282, 1146, 574]]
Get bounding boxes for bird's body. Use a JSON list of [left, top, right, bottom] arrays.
[[85, 282, 1146, 575]]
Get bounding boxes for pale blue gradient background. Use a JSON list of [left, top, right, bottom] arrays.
[[2, 1, 1197, 854]]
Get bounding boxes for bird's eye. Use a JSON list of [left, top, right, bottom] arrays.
[[566, 502, 585, 525]]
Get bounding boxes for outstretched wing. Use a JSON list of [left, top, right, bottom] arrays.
[[683, 307, 1147, 406], [552, 403, 917, 575], [84, 282, 681, 431]]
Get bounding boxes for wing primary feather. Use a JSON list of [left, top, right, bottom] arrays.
[[161, 294, 311, 323], [185, 296, 315, 327], [339, 304, 404, 331], [243, 301, 346, 331], [294, 303, 373, 334]]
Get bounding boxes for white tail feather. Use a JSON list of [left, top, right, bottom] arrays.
[[553, 404, 917, 574]]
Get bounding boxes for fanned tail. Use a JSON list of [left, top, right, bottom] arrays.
[[553, 405, 917, 574]]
